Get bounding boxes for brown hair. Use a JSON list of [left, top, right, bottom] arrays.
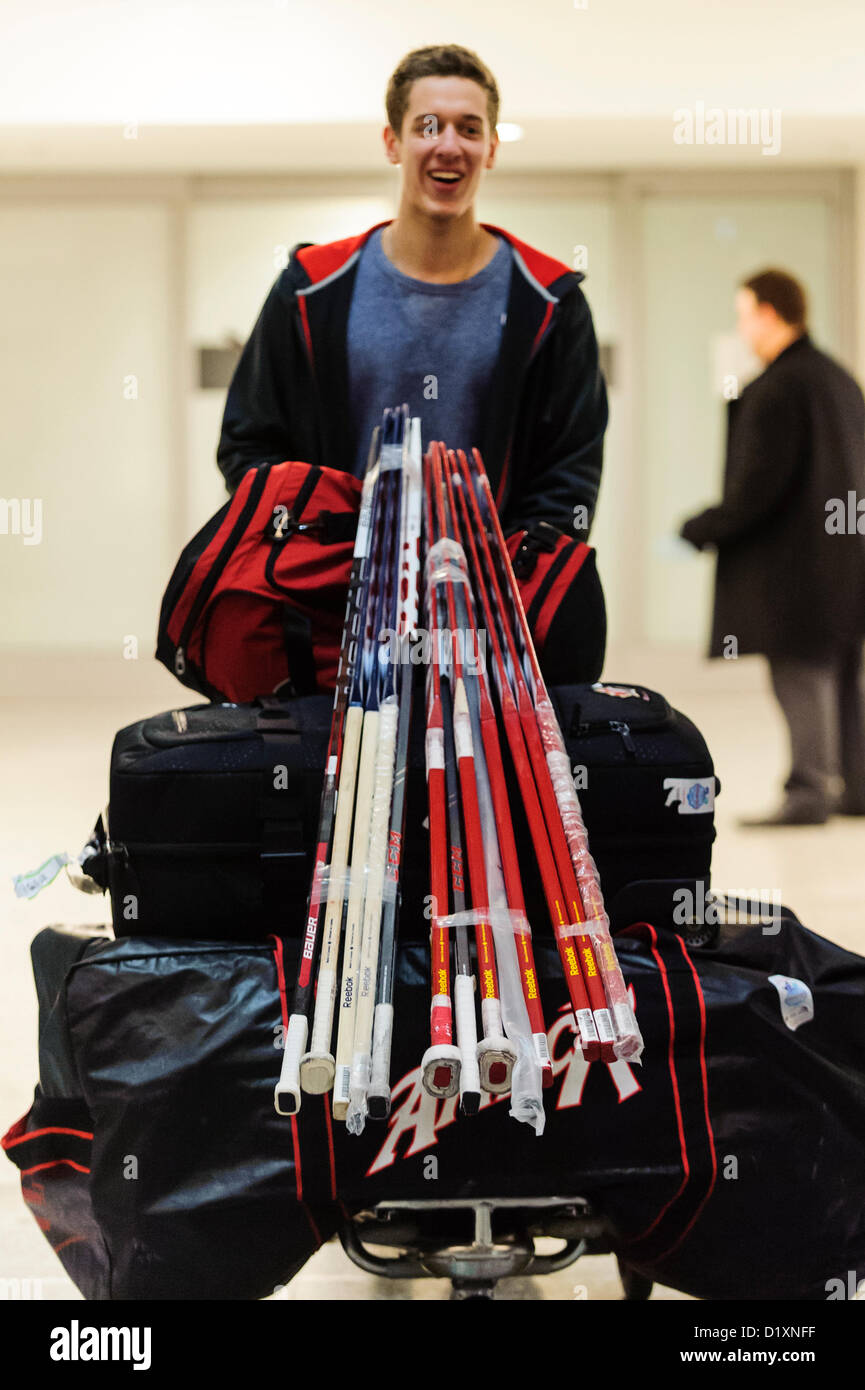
[[385, 45, 500, 137], [741, 269, 808, 330]]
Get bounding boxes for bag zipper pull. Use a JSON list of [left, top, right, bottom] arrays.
[[105, 838, 129, 868], [609, 720, 636, 755], [272, 510, 298, 541]]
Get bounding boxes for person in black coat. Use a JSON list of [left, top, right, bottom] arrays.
[[680, 269, 865, 825]]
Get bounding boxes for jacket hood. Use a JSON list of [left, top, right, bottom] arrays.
[[293, 220, 584, 301]]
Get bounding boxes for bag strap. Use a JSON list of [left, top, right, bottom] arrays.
[[277, 607, 318, 698]]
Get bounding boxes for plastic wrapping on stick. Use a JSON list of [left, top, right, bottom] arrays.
[[424, 536, 470, 588], [535, 697, 644, 1061], [488, 913, 544, 1133], [369, 1003, 395, 1102], [586, 919, 643, 1063]]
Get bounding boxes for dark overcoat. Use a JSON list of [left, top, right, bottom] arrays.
[[681, 334, 865, 659]]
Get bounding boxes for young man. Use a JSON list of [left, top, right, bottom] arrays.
[[216, 44, 608, 544], [680, 270, 865, 825]]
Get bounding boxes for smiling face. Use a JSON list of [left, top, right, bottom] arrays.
[[383, 75, 498, 222]]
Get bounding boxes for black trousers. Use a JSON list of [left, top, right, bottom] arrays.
[[768, 639, 865, 811]]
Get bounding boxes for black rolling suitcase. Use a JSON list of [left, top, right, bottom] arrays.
[[6, 903, 865, 1301], [77, 680, 718, 940]]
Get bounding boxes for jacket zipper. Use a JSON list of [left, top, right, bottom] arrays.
[[295, 294, 332, 473], [498, 303, 559, 510]]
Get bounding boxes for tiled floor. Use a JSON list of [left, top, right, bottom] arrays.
[[1, 644, 862, 1300]]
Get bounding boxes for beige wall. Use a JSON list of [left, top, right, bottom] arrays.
[[0, 199, 178, 664], [187, 191, 397, 529]]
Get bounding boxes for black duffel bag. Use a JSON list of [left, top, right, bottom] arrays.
[[4, 901, 865, 1301], [77, 680, 718, 941]]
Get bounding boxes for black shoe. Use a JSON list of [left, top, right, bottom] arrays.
[[739, 800, 829, 827], [835, 796, 865, 816]]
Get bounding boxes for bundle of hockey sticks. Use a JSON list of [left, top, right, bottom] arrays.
[[275, 405, 421, 1133], [274, 416, 642, 1136], [419, 443, 643, 1132]]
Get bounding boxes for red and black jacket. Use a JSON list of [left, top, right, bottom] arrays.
[[216, 221, 608, 539]]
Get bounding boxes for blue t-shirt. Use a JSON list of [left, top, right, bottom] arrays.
[[346, 227, 512, 475]]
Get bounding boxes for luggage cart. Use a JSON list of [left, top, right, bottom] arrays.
[[340, 1196, 654, 1300]]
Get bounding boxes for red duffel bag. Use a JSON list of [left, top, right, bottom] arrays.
[[157, 461, 361, 701], [156, 463, 606, 703]]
